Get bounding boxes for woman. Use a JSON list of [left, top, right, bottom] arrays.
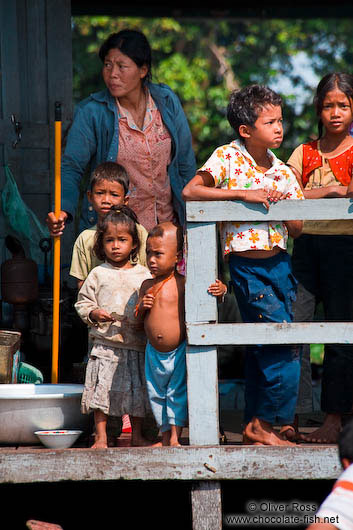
[[46, 29, 196, 235]]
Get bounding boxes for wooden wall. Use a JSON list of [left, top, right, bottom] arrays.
[[0, 0, 73, 270]]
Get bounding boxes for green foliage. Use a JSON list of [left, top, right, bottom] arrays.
[[72, 16, 353, 165]]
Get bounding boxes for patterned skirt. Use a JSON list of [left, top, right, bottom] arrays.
[[81, 342, 150, 417]]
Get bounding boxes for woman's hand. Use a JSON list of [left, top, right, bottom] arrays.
[[89, 309, 115, 323], [46, 211, 68, 237]]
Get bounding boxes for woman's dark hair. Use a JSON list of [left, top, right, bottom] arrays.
[[314, 72, 353, 138], [227, 85, 282, 137], [93, 205, 140, 262], [99, 29, 152, 85]]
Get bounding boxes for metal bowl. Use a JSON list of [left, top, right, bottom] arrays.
[[0, 384, 89, 444]]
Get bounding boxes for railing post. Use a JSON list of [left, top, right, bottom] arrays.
[[191, 481, 222, 530], [185, 220, 219, 445], [185, 220, 222, 530], [186, 345, 219, 445], [185, 221, 218, 323]]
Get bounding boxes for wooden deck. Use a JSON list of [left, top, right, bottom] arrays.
[[1, 198, 350, 529], [0, 412, 341, 484], [182, 199, 353, 527], [0, 443, 341, 485]]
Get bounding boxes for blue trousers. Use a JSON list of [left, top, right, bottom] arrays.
[[145, 341, 188, 432], [229, 252, 301, 425]]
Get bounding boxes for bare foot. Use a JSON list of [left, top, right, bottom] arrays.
[[159, 431, 171, 446], [299, 413, 341, 444], [91, 435, 108, 449], [279, 425, 297, 441], [280, 414, 299, 441], [92, 410, 108, 448], [242, 434, 265, 445], [243, 417, 295, 446], [170, 425, 183, 447]]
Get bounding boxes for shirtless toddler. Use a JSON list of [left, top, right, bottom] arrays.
[[136, 221, 227, 446], [135, 222, 187, 446]]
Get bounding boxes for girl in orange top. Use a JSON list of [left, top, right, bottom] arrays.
[[286, 72, 353, 444]]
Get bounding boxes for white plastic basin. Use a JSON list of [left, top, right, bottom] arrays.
[[0, 384, 89, 444], [34, 429, 83, 449]]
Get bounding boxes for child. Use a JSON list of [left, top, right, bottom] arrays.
[[70, 162, 147, 435], [287, 72, 353, 444], [182, 84, 304, 446], [75, 205, 152, 448], [70, 162, 148, 290], [135, 221, 226, 446]]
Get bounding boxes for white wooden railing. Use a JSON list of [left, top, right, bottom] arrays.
[[185, 198, 353, 529]]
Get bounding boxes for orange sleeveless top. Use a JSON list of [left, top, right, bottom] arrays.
[[302, 140, 353, 187]]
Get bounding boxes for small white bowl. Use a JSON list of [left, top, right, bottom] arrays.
[[34, 429, 83, 449]]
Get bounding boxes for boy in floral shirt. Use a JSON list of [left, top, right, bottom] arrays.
[[183, 84, 304, 446]]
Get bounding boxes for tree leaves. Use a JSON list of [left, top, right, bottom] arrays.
[[72, 16, 353, 164]]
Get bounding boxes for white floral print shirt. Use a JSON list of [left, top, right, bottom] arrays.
[[199, 140, 304, 256]]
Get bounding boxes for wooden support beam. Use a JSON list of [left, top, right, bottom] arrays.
[[186, 346, 219, 445], [0, 445, 341, 483], [191, 481, 222, 530], [187, 321, 353, 345], [186, 198, 353, 222], [0, 444, 342, 484], [185, 222, 218, 323]]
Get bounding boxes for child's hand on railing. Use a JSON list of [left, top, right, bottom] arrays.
[[324, 185, 347, 198], [305, 185, 348, 199], [265, 188, 286, 203], [243, 188, 286, 209], [208, 279, 227, 302], [243, 189, 270, 208]]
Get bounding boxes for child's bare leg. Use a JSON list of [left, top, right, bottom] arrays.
[[299, 413, 341, 444], [243, 417, 295, 446], [130, 416, 153, 446], [170, 425, 182, 447], [92, 410, 108, 449]]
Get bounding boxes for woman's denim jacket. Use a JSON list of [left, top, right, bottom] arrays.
[[61, 83, 196, 231]]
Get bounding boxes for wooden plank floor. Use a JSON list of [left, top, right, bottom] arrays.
[[0, 443, 341, 484], [0, 411, 341, 484]]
